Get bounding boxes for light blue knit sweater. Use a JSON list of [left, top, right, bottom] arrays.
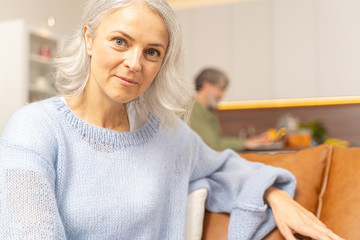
[[0, 97, 296, 239]]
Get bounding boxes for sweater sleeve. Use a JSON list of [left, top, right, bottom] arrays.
[[0, 103, 66, 239], [187, 130, 296, 240]]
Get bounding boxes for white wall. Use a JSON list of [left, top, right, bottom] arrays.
[[0, 0, 87, 133], [273, 0, 318, 99], [317, 0, 360, 97], [1, 0, 360, 102], [0, 21, 28, 134], [177, 0, 360, 101], [0, 0, 86, 35]]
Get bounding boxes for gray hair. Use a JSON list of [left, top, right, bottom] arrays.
[[54, 0, 192, 128], [195, 67, 229, 91]]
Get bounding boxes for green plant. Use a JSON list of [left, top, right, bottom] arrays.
[[300, 120, 327, 145]]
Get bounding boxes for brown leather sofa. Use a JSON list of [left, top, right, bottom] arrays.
[[202, 144, 360, 240]]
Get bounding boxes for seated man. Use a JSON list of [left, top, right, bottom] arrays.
[[190, 67, 269, 152]]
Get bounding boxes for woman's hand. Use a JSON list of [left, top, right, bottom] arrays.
[[264, 187, 345, 240]]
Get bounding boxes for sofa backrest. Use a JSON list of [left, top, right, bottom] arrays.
[[202, 144, 360, 240], [319, 146, 360, 240]]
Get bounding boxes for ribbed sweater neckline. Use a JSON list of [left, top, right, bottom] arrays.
[[50, 97, 159, 149]]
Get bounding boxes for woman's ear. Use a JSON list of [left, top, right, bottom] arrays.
[[83, 25, 93, 56]]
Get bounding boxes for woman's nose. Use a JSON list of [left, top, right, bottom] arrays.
[[124, 48, 142, 72]]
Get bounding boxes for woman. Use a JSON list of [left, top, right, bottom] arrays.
[[0, 0, 343, 239]]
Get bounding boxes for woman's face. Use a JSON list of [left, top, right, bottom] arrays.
[[84, 3, 169, 104]]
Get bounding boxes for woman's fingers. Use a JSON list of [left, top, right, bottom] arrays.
[[276, 221, 297, 240], [288, 208, 341, 240], [294, 210, 344, 240], [288, 208, 344, 240], [266, 188, 345, 240], [294, 221, 344, 240]]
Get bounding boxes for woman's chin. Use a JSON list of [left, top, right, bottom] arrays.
[[110, 95, 138, 105]]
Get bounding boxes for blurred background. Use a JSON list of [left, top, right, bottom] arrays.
[[1, 0, 360, 147]]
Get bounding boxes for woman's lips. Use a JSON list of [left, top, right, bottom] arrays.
[[115, 75, 138, 87]]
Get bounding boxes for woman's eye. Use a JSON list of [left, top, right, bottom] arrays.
[[146, 49, 160, 57], [115, 38, 124, 46]]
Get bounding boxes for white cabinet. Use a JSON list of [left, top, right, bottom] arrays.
[[0, 19, 61, 133]]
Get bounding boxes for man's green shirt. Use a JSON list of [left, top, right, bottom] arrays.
[[189, 100, 245, 152]]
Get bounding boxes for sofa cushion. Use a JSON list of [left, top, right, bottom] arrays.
[[202, 144, 332, 240], [319, 146, 360, 240], [186, 188, 208, 240]]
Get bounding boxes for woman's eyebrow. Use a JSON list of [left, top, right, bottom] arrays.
[[112, 30, 134, 41], [148, 43, 166, 50], [111, 30, 166, 49]]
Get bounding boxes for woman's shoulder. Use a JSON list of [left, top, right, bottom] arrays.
[[11, 98, 50, 116], [1, 97, 61, 145], [0, 98, 62, 174], [4, 98, 58, 127]]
